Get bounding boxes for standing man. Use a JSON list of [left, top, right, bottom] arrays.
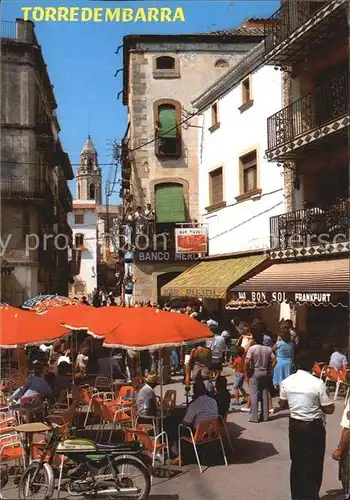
[[279, 351, 335, 500]]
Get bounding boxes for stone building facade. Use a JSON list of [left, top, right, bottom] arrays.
[[1, 19, 75, 305], [121, 22, 265, 303]]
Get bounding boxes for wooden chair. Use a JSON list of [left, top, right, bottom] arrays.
[[178, 419, 228, 474]]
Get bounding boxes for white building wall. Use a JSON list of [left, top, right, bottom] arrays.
[[68, 205, 98, 299], [198, 66, 285, 255]]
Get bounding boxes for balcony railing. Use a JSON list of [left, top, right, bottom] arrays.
[[270, 200, 349, 250], [155, 135, 181, 158], [35, 112, 53, 137], [1, 177, 52, 201], [264, 1, 328, 54], [267, 71, 348, 151]]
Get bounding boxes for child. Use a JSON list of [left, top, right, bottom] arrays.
[[231, 347, 247, 406]]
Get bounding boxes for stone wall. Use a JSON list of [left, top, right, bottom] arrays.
[[128, 41, 260, 218]]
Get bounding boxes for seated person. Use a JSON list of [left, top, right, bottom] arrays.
[[11, 362, 52, 403], [171, 380, 219, 464], [329, 347, 347, 370], [52, 361, 72, 401], [194, 368, 214, 396], [136, 373, 159, 419], [214, 376, 231, 419], [183, 380, 218, 430]]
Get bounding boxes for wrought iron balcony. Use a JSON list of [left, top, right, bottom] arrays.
[[58, 183, 73, 212], [155, 135, 181, 158], [264, 1, 329, 55], [1, 177, 53, 201], [35, 112, 53, 138], [270, 200, 349, 250], [267, 71, 348, 153]]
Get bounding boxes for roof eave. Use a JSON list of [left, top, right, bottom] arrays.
[[122, 33, 264, 107], [192, 40, 265, 111]]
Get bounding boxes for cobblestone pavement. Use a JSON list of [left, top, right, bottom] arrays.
[[1, 369, 345, 500]]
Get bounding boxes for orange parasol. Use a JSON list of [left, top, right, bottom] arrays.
[[0, 305, 71, 348], [102, 308, 213, 350], [41, 304, 92, 327]]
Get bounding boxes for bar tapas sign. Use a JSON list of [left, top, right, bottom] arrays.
[[232, 291, 343, 305], [175, 227, 208, 254]]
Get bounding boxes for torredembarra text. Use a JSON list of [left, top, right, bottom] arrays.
[[21, 7, 186, 23]]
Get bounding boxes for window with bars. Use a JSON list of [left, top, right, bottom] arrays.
[[209, 168, 223, 206], [240, 151, 258, 194]]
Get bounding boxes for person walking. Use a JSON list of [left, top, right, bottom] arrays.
[[245, 323, 273, 423], [332, 373, 350, 500], [279, 351, 334, 500], [273, 325, 294, 392]]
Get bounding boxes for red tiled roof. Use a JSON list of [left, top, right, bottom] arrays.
[[203, 27, 264, 36]]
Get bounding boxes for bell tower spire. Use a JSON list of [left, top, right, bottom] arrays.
[[77, 136, 102, 204]]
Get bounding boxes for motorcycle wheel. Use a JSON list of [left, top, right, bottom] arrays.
[[18, 462, 54, 500], [111, 458, 151, 499]]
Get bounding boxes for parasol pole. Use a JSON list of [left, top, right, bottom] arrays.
[[159, 347, 165, 464]]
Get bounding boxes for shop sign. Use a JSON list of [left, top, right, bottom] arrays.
[[137, 251, 201, 262], [175, 228, 208, 255], [234, 291, 334, 304], [168, 287, 219, 298]]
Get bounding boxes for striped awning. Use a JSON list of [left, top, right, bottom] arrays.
[[161, 254, 269, 299], [230, 258, 349, 306]]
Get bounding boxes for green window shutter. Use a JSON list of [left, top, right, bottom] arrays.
[[158, 105, 177, 138], [155, 184, 186, 223]]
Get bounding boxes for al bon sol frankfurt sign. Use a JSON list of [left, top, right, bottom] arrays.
[[232, 291, 339, 305]]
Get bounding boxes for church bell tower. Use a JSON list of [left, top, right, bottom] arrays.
[[77, 136, 102, 204]]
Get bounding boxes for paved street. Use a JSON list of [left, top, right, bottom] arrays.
[[1, 370, 345, 500]]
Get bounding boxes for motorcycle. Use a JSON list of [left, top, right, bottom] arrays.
[[18, 422, 152, 499]]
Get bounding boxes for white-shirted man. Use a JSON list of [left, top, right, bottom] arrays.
[[279, 351, 335, 500]]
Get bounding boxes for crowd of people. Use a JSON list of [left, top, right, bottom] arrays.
[[2, 298, 349, 500]]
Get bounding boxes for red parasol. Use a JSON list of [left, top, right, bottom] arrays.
[[102, 308, 213, 350], [0, 305, 71, 348]]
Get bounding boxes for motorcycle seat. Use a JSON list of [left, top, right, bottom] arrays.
[[96, 442, 140, 453]]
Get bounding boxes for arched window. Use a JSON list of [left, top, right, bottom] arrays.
[[215, 59, 229, 68], [89, 184, 95, 200], [156, 56, 175, 70], [154, 100, 181, 157], [155, 183, 186, 223]]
